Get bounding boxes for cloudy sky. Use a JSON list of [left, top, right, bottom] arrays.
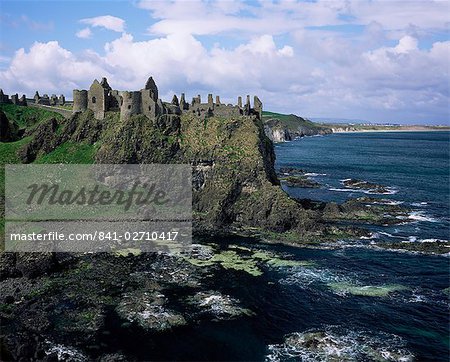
[[0, 0, 449, 124]]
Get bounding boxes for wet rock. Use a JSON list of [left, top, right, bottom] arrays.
[[0, 252, 19, 280], [187, 291, 254, 320], [116, 290, 186, 331], [266, 329, 414, 362], [277, 167, 306, 176], [15, 253, 58, 278], [323, 197, 410, 225], [44, 342, 88, 361], [342, 178, 391, 194], [98, 353, 128, 362], [281, 175, 321, 188], [4, 295, 14, 304], [377, 240, 449, 255]]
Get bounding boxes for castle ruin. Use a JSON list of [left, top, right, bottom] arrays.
[[73, 77, 263, 121], [34, 92, 65, 106], [0, 89, 27, 106]]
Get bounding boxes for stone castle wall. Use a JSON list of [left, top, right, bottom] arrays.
[[69, 76, 263, 122], [0, 89, 27, 106], [73, 90, 88, 112], [120, 91, 142, 121]]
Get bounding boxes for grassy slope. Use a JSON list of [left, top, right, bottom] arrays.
[[0, 105, 96, 241], [35, 141, 98, 164], [0, 103, 63, 129], [262, 111, 326, 131]]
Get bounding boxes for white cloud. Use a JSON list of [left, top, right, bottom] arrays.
[[394, 35, 418, 54], [137, 0, 450, 38], [76, 27, 92, 39], [0, 41, 110, 94], [0, 1, 448, 123], [80, 15, 125, 32]]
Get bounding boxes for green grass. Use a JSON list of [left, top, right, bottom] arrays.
[[0, 137, 32, 243], [262, 110, 324, 131], [0, 103, 63, 129], [34, 141, 99, 164]]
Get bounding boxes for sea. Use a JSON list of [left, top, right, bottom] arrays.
[[101, 131, 450, 361]]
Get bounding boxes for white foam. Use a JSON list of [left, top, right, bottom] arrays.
[[304, 172, 327, 177], [401, 236, 417, 243], [45, 342, 88, 361], [265, 328, 414, 362], [328, 187, 397, 195], [411, 202, 428, 207], [418, 238, 449, 243], [407, 211, 438, 223], [329, 187, 361, 192], [372, 200, 404, 206]]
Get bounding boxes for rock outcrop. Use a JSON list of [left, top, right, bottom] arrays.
[[0, 110, 19, 142], [262, 112, 332, 142]]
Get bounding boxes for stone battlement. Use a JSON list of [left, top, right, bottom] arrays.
[[0, 89, 27, 106], [72, 77, 263, 121]]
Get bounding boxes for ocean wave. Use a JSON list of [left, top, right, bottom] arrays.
[[45, 341, 88, 361], [265, 328, 414, 362], [401, 238, 449, 244], [376, 232, 406, 240], [328, 187, 397, 195], [372, 200, 404, 206], [304, 172, 327, 177], [411, 202, 428, 207], [279, 265, 408, 298], [401, 236, 418, 243], [406, 211, 438, 223]]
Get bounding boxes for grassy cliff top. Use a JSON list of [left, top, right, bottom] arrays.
[[262, 111, 327, 131], [0, 103, 64, 129]]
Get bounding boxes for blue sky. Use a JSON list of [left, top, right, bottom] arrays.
[[0, 0, 449, 124]]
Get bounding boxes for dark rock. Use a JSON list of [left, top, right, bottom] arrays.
[[4, 295, 14, 304], [0, 110, 19, 142], [15, 253, 57, 278], [18, 118, 58, 163], [278, 167, 306, 176], [99, 353, 128, 362], [43, 352, 59, 361], [0, 253, 18, 280], [342, 179, 391, 194], [281, 175, 320, 188]]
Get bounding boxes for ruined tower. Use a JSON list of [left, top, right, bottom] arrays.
[[73, 90, 88, 113], [254, 96, 262, 120], [120, 91, 142, 121], [88, 79, 109, 120], [180, 93, 188, 110], [141, 76, 159, 120]]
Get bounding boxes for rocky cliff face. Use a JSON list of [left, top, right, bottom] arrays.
[[16, 109, 321, 235], [264, 120, 292, 142], [0, 110, 19, 142]]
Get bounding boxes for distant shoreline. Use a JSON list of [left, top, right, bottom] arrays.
[[332, 128, 450, 134]]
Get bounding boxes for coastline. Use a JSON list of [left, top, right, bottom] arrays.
[[331, 128, 450, 134]]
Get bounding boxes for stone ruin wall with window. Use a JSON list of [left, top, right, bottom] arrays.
[[72, 76, 263, 122]]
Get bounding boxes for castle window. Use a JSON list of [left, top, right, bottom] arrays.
[[148, 106, 152, 111], [128, 105, 131, 110], [92, 96, 96, 104]]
